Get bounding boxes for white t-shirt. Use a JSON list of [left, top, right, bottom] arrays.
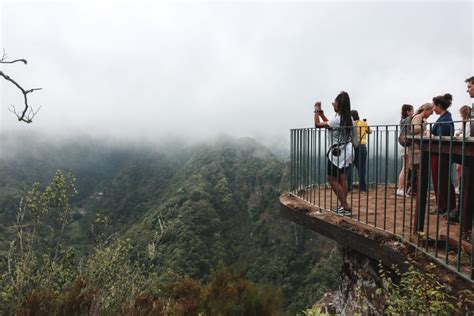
[[456, 122, 471, 138], [327, 115, 354, 168]]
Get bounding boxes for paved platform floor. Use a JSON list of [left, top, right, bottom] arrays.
[[294, 184, 472, 277]]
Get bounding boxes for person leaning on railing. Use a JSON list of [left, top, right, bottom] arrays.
[[408, 103, 434, 195], [314, 91, 353, 216], [397, 104, 414, 197], [347, 110, 371, 192], [430, 94, 458, 220]]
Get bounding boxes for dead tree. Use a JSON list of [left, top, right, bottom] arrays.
[[0, 50, 41, 123]]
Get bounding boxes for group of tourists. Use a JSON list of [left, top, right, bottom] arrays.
[[313, 76, 474, 218], [396, 94, 472, 222]]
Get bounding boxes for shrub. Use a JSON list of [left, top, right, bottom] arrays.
[[377, 261, 461, 315]]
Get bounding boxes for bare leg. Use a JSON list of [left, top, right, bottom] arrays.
[[339, 174, 349, 201], [398, 155, 409, 189], [398, 165, 405, 188], [327, 175, 350, 209]]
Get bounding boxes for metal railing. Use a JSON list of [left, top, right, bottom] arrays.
[[289, 121, 473, 281]]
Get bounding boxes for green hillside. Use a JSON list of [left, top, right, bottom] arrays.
[[0, 135, 341, 313]]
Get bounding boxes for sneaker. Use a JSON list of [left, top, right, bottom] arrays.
[[396, 189, 407, 197], [335, 207, 352, 216]]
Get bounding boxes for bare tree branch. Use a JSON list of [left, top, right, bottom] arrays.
[[0, 49, 26, 64], [0, 59, 27, 65], [0, 50, 41, 123]]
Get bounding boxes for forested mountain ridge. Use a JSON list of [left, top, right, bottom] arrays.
[[0, 134, 340, 313]]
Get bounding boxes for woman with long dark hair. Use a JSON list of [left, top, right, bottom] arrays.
[[314, 91, 353, 215], [397, 104, 414, 196], [431, 94, 457, 219]]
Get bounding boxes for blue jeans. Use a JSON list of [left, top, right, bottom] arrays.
[[347, 145, 367, 191]]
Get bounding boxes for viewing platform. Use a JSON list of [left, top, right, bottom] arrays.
[[281, 124, 473, 288]]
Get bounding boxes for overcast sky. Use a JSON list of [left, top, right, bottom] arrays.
[[1, 1, 473, 148]]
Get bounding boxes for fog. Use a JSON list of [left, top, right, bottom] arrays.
[[1, 1, 473, 150]]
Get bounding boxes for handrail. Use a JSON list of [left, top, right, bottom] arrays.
[[290, 119, 474, 130]]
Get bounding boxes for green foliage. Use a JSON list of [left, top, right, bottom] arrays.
[[300, 307, 328, 316], [0, 168, 287, 315], [201, 264, 284, 316], [10, 236, 161, 315], [7, 232, 284, 315], [377, 261, 462, 315], [156, 264, 285, 315], [78, 238, 159, 313], [116, 139, 340, 311], [0, 170, 78, 313], [0, 168, 160, 314], [0, 138, 342, 313]]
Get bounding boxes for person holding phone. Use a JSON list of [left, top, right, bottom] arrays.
[[314, 91, 353, 215]]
